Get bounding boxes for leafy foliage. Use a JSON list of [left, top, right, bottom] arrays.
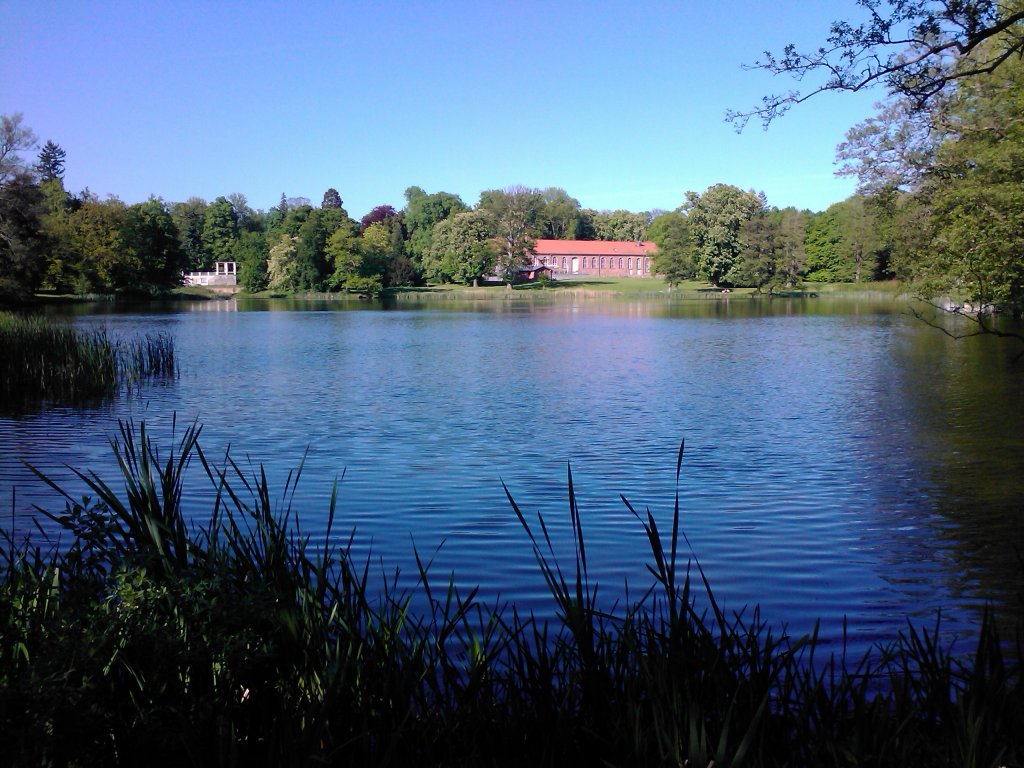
[[591, 208, 650, 241], [804, 197, 885, 283], [649, 210, 695, 284], [170, 197, 208, 271], [403, 186, 468, 268], [201, 196, 239, 267], [122, 199, 187, 290], [232, 230, 270, 292], [730, 0, 1024, 129], [684, 184, 763, 286], [478, 185, 542, 282], [538, 187, 582, 239], [423, 209, 497, 284], [833, 23, 1024, 319], [266, 234, 301, 291], [0, 172, 48, 303], [360, 204, 398, 230], [0, 113, 37, 184]]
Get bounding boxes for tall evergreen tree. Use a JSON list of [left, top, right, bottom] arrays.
[[35, 140, 66, 181], [321, 188, 343, 209]]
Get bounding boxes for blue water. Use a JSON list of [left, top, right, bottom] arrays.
[[3, 296, 1022, 656]]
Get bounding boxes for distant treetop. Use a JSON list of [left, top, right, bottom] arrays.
[[322, 188, 343, 209]]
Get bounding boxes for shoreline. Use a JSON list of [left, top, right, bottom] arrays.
[[19, 279, 907, 309]]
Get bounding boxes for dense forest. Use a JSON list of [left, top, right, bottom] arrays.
[[1, 6, 1021, 315]]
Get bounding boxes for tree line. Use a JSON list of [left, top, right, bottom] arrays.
[[5, 71, 1008, 306], [648, 187, 890, 291], [728, 0, 1024, 320], [0, 118, 894, 305], [0, 136, 670, 303], [4, 3, 1022, 311]]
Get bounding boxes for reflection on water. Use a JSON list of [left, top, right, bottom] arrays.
[[4, 295, 1022, 656]]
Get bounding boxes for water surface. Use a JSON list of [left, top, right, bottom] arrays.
[[3, 295, 1022, 656]]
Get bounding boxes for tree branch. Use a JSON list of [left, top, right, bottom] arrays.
[[910, 299, 1024, 362], [728, 2, 1024, 130]]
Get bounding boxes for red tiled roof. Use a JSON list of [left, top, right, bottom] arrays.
[[531, 239, 657, 256]]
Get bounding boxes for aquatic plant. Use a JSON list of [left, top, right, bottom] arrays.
[[1, 422, 1020, 766], [117, 331, 176, 391], [0, 311, 176, 406], [0, 311, 118, 404]]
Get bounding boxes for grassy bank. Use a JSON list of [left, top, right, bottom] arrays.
[[230, 278, 908, 305], [0, 312, 176, 407], [372, 279, 905, 303], [2, 422, 1020, 767]]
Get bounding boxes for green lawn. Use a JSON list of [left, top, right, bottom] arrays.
[[386, 278, 905, 302], [228, 278, 907, 303]]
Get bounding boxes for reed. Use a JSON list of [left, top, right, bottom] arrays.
[[0, 312, 176, 406], [0, 311, 118, 404], [117, 331, 177, 391], [1, 422, 1020, 766]]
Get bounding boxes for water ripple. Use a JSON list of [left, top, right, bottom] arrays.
[[2, 300, 1022, 657]]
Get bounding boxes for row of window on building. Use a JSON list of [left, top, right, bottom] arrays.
[[537, 256, 651, 272]]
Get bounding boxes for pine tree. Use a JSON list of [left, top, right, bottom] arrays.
[[36, 140, 66, 181], [321, 188, 343, 209]]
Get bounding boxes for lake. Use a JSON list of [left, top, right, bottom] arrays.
[[2, 293, 1022, 657]]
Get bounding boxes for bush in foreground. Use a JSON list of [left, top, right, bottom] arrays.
[[1, 422, 1021, 766]]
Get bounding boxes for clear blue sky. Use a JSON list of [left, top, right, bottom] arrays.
[[2, 1, 881, 219]]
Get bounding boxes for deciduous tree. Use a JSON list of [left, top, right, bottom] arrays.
[[325, 222, 361, 290], [592, 209, 649, 241], [233, 231, 269, 292], [775, 207, 811, 288], [267, 234, 300, 291], [649, 210, 695, 284], [734, 193, 779, 289], [917, 42, 1024, 317], [0, 172, 47, 302], [361, 205, 398, 231], [478, 185, 542, 282], [539, 187, 581, 239], [805, 197, 884, 283], [67, 197, 132, 292], [122, 198, 186, 289], [403, 187, 467, 268], [730, 0, 1024, 129], [684, 184, 763, 286], [202, 197, 239, 267], [0, 113, 37, 184], [171, 198, 208, 270], [423, 209, 497, 284]]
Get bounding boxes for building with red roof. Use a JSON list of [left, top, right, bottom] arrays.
[[529, 239, 657, 278]]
